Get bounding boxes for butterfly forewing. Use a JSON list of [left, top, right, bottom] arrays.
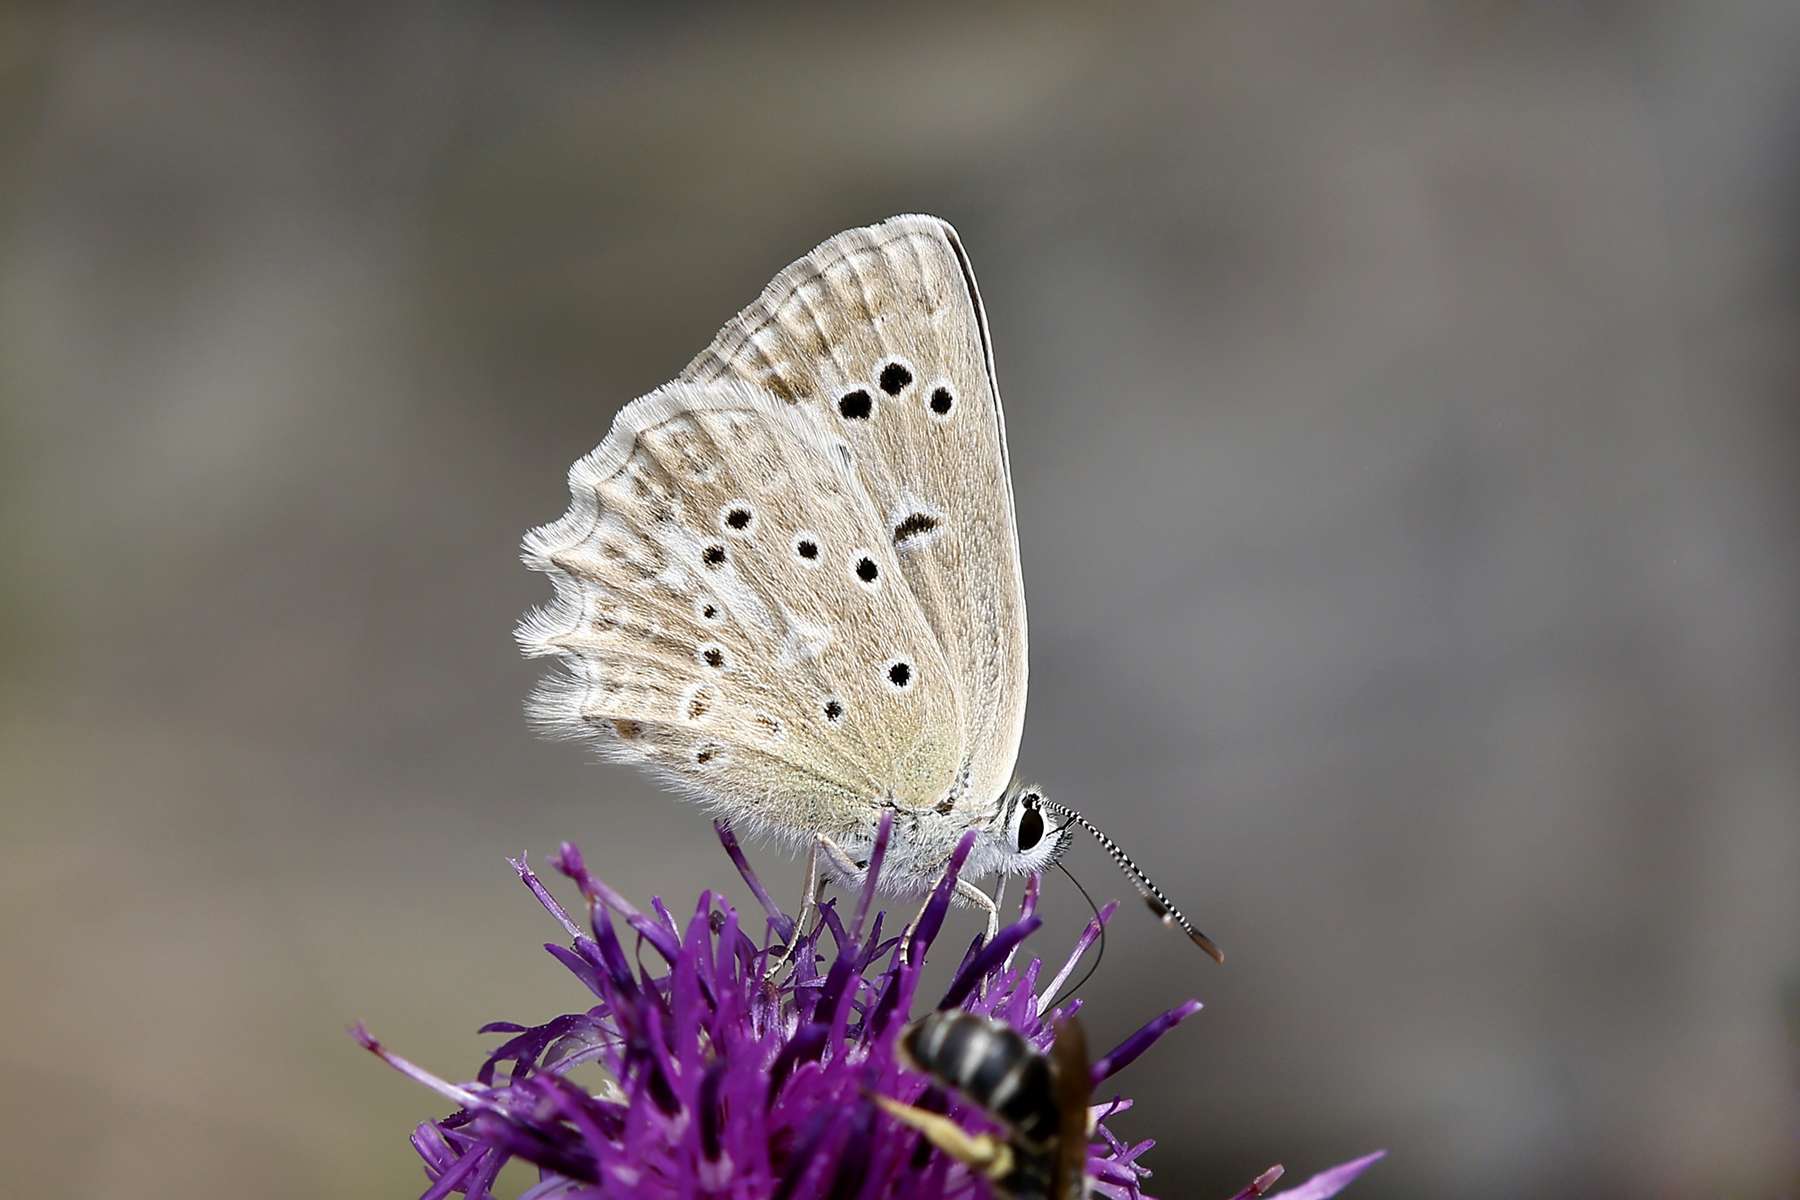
[[520, 381, 964, 843], [682, 215, 1029, 813]]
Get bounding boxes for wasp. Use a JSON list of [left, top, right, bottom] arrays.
[[874, 1009, 1094, 1200]]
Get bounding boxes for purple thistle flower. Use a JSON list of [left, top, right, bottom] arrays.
[[356, 814, 1384, 1199]]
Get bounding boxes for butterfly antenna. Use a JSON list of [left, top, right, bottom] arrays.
[[1049, 860, 1105, 1008], [1045, 802, 1224, 963]]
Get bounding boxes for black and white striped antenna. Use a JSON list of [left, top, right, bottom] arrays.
[[1044, 800, 1223, 963]]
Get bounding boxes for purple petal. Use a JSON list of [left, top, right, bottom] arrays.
[[863, 963, 908, 1040], [946, 932, 989, 1000], [419, 1147, 496, 1200], [822, 1099, 877, 1200], [468, 1108, 596, 1186], [550, 842, 642, 919], [715, 819, 795, 941], [478, 1011, 591, 1084], [938, 916, 1041, 1010], [1268, 1152, 1386, 1200], [857, 914, 891, 971], [409, 1122, 461, 1174], [815, 955, 859, 1046], [1090, 999, 1203, 1086], [352, 1023, 487, 1111], [767, 1021, 829, 1103], [511, 856, 584, 940], [1037, 899, 1118, 1013], [1225, 1164, 1286, 1200], [1019, 871, 1042, 921], [907, 829, 978, 963], [1003, 873, 1045, 973], [625, 912, 683, 966], [650, 895, 681, 936], [516, 1180, 598, 1200], [848, 811, 893, 944], [582, 916, 639, 999], [816, 898, 850, 959], [544, 942, 606, 1000], [698, 1061, 728, 1160], [771, 1106, 838, 1200]]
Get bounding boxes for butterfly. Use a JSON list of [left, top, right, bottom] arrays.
[[518, 215, 1218, 959]]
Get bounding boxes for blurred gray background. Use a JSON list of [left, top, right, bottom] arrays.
[[2, 2, 1797, 1198]]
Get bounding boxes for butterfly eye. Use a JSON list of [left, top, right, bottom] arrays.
[[1015, 804, 1045, 852]]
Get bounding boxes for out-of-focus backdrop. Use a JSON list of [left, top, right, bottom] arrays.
[[2, 3, 1797, 1198]]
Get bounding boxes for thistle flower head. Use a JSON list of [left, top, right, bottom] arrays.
[[357, 815, 1383, 1199]]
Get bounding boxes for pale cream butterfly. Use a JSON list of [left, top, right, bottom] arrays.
[[517, 215, 1219, 959]]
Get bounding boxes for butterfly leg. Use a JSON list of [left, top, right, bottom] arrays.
[[955, 877, 1002, 945], [816, 833, 862, 872], [768, 839, 831, 982], [763, 841, 838, 978], [790, 834, 863, 937], [795, 837, 825, 935], [898, 873, 1002, 966]]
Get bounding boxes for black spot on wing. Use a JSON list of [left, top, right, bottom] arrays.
[[892, 511, 940, 549]]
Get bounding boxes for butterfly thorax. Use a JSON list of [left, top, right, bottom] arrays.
[[806, 780, 1073, 900]]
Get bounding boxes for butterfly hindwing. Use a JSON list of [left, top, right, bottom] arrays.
[[519, 380, 964, 846], [682, 215, 1029, 812]]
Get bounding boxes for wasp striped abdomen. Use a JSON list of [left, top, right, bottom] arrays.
[[901, 1011, 1061, 1146]]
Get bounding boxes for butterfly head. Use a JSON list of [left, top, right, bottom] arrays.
[[992, 784, 1076, 877]]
